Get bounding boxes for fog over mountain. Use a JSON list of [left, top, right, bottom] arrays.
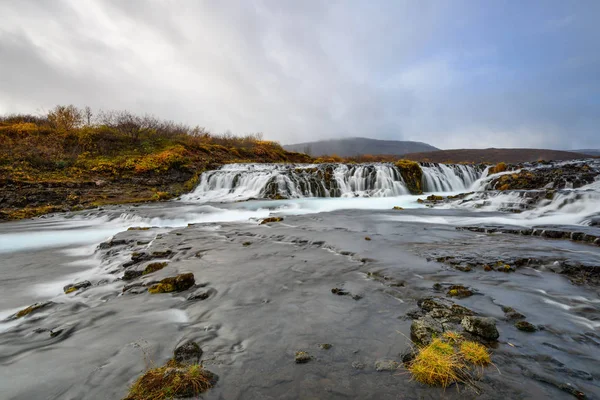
[[0, 1, 599, 149], [283, 137, 438, 157]]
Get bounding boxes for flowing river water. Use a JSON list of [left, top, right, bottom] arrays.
[[0, 162, 599, 399]]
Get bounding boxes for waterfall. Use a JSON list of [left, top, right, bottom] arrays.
[[420, 163, 484, 192], [180, 163, 484, 203]]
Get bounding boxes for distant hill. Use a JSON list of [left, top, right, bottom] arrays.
[[283, 137, 438, 157], [574, 149, 600, 157], [403, 148, 591, 164]]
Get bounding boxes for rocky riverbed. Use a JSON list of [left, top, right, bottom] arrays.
[[0, 199, 599, 399], [1, 160, 599, 399]]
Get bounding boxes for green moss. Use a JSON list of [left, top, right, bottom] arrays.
[[260, 217, 283, 225], [395, 159, 423, 194], [15, 303, 48, 318], [148, 273, 195, 294], [143, 262, 168, 275]]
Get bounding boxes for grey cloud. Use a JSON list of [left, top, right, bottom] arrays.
[[0, 0, 598, 149]]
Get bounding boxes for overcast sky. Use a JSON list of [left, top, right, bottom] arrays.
[[1, 1, 598, 149]]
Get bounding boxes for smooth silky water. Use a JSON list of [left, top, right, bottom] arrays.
[[1, 163, 599, 399]]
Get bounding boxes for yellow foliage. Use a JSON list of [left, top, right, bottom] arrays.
[[459, 341, 491, 366], [407, 335, 492, 388], [489, 162, 507, 175], [124, 359, 214, 400], [408, 338, 463, 387]]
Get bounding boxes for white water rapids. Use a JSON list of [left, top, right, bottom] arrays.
[[181, 162, 483, 202], [1, 161, 598, 255]]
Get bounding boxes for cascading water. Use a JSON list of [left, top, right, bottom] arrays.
[[420, 163, 483, 192], [180, 162, 484, 202]]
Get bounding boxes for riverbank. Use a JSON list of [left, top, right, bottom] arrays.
[[0, 106, 311, 220]]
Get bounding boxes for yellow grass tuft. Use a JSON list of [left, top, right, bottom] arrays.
[[407, 338, 463, 387], [124, 359, 215, 400], [459, 341, 491, 366], [406, 334, 493, 388]]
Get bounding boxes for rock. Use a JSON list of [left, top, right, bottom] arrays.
[[352, 361, 365, 370], [319, 343, 332, 350], [148, 273, 195, 294], [502, 306, 526, 320], [401, 349, 417, 364], [187, 288, 214, 301], [405, 307, 425, 320], [143, 262, 168, 275], [260, 217, 283, 225], [515, 321, 538, 332], [295, 351, 311, 364], [446, 285, 474, 298], [461, 316, 499, 340], [8, 301, 54, 320], [411, 315, 444, 345], [174, 341, 203, 364], [418, 297, 473, 323], [392, 206, 404, 210], [331, 288, 349, 296], [122, 270, 143, 281], [364, 236, 371, 241], [375, 359, 399, 372], [63, 280, 92, 294]]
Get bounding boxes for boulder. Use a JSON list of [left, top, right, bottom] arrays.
[[410, 315, 444, 345], [174, 341, 203, 364], [461, 316, 499, 340]]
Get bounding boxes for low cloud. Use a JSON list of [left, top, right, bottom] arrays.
[[1, 0, 598, 149]]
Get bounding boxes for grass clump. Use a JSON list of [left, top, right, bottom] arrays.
[[407, 338, 463, 387], [124, 359, 216, 400], [459, 341, 491, 366], [406, 333, 493, 388]]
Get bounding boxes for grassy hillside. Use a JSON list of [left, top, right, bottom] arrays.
[[0, 105, 311, 220], [403, 148, 590, 164]]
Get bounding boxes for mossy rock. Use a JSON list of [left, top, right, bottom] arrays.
[[143, 262, 168, 275], [260, 217, 283, 225], [395, 159, 423, 194], [515, 321, 538, 332], [446, 285, 474, 298], [148, 273, 195, 294], [12, 301, 54, 319], [63, 280, 92, 294]]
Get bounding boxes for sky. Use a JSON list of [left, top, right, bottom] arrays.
[[0, 0, 599, 150]]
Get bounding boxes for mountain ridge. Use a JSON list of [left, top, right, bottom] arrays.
[[283, 137, 438, 157]]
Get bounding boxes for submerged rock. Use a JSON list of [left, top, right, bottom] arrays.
[[148, 273, 195, 294], [375, 359, 399, 372], [8, 301, 54, 320], [63, 280, 92, 294], [461, 316, 499, 341], [319, 343, 332, 350], [446, 285, 474, 298], [295, 351, 312, 364], [174, 341, 203, 365], [260, 217, 283, 225], [515, 321, 538, 332], [122, 270, 143, 281]]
